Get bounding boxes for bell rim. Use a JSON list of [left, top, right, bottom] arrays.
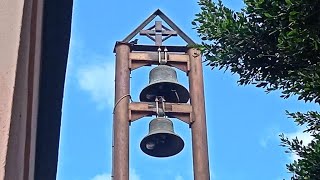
[[139, 82, 190, 103], [140, 132, 184, 158]]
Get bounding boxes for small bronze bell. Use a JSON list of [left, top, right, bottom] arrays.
[[140, 117, 184, 157], [139, 65, 190, 103]]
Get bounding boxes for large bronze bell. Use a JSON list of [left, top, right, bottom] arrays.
[[139, 65, 190, 103], [140, 117, 184, 157]]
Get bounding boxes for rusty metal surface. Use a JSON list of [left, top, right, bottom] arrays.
[[129, 52, 190, 72], [188, 48, 210, 179], [112, 44, 131, 180], [128, 102, 192, 124]]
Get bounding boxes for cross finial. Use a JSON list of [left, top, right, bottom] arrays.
[[140, 21, 177, 46]]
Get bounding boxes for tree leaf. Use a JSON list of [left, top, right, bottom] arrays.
[[263, 12, 273, 18], [285, 0, 293, 5]]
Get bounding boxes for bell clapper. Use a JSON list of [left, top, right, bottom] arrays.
[[171, 89, 180, 103]]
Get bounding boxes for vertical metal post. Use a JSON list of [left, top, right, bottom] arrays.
[[155, 21, 162, 46], [187, 48, 210, 180], [113, 43, 130, 180]]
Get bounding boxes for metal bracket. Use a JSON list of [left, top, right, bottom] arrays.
[[158, 47, 168, 65], [155, 96, 166, 117]]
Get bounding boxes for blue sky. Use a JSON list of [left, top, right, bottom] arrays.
[[57, 0, 319, 180]]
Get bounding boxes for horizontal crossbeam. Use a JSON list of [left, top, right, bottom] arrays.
[[129, 102, 193, 124], [140, 30, 177, 36], [129, 52, 190, 72]]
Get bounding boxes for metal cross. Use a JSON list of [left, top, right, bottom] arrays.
[[140, 21, 177, 46]]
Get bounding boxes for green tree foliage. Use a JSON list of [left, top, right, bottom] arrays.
[[280, 111, 320, 179], [192, 0, 320, 179]]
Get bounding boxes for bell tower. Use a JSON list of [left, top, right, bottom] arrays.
[[112, 9, 210, 179]]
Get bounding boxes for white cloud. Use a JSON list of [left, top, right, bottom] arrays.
[[259, 127, 280, 148], [259, 126, 314, 162], [77, 61, 115, 109], [130, 168, 140, 180], [175, 175, 183, 180], [259, 126, 314, 161], [91, 173, 111, 180], [67, 36, 115, 110], [91, 169, 139, 180], [259, 135, 272, 148], [286, 127, 313, 161]]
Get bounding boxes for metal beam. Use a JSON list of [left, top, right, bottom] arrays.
[[157, 10, 195, 45], [187, 48, 210, 180], [122, 10, 158, 42], [112, 43, 131, 180], [129, 102, 192, 124], [129, 52, 190, 72]]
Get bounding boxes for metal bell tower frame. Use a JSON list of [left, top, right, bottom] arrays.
[[112, 9, 210, 180]]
